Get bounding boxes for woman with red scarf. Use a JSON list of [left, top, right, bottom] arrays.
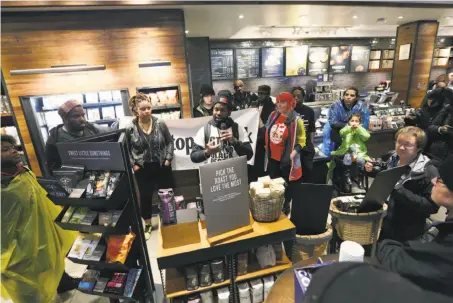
[[265, 92, 307, 215]]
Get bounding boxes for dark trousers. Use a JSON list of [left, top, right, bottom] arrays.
[[266, 158, 299, 215], [300, 150, 315, 183], [135, 162, 174, 220]]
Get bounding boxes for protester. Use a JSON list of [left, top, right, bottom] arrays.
[[1, 135, 77, 302], [232, 79, 253, 110], [249, 85, 276, 181], [448, 72, 453, 89], [413, 88, 449, 128], [45, 99, 107, 173], [265, 92, 306, 215], [191, 94, 253, 163], [426, 93, 453, 160], [293, 86, 316, 182], [193, 84, 215, 118], [376, 156, 453, 297], [428, 74, 447, 91], [304, 262, 451, 303], [365, 126, 439, 242], [330, 113, 371, 192], [126, 93, 175, 240], [322, 87, 370, 156]]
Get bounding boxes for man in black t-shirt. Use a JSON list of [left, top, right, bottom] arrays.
[[293, 87, 316, 182]]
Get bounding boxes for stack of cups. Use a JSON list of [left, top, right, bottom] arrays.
[[339, 241, 365, 262]]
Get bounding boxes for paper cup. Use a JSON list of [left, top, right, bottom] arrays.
[[339, 241, 365, 262]]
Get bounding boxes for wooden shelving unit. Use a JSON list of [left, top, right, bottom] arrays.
[[235, 254, 292, 283], [165, 267, 231, 299], [156, 214, 296, 302]]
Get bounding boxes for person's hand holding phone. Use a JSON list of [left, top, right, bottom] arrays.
[[365, 158, 375, 173]]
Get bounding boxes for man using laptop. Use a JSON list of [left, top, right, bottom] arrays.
[[376, 156, 453, 297], [365, 126, 439, 242]]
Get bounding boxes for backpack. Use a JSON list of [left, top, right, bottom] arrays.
[[204, 122, 239, 145]]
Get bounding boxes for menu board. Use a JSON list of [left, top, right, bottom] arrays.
[[211, 49, 234, 80], [350, 46, 371, 73], [285, 46, 309, 76], [235, 48, 260, 79], [261, 48, 284, 78], [308, 47, 330, 76], [329, 46, 352, 74]]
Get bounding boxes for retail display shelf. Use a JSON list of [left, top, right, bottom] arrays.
[[52, 196, 125, 209], [432, 65, 453, 69], [370, 68, 393, 73], [165, 267, 231, 299], [235, 254, 292, 283], [55, 221, 124, 234], [157, 214, 295, 270], [1, 113, 12, 117], [151, 104, 181, 111], [78, 289, 138, 302], [67, 257, 130, 271], [369, 128, 399, 134]]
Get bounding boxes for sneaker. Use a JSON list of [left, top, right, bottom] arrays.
[[144, 224, 152, 240]]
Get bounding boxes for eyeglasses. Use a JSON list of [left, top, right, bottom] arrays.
[[396, 140, 417, 149]]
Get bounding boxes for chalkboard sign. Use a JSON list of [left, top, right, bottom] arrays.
[[199, 156, 250, 237], [211, 49, 234, 80], [261, 48, 284, 78], [235, 48, 260, 79]]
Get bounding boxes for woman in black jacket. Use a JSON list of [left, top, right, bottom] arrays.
[[127, 93, 175, 239], [365, 127, 439, 242], [425, 90, 453, 160]]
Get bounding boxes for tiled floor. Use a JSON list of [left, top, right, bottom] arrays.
[[61, 222, 164, 303]]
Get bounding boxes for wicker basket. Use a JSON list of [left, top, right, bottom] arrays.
[[329, 200, 388, 245], [249, 193, 284, 222], [296, 225, 333, 260]]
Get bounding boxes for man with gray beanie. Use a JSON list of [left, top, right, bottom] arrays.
[[376, 156, 453, 297], [45, 100, 107, 173]]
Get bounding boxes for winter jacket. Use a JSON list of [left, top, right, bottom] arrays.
[[45, 123, 106, 173], [369, 152, 439, 242], [330, 125, 370, 160], [377, 219, 453, 297], [126, 116, 174, 167], [265, 110, 306, 181], [322, 99, 370, 156], [192, 101, 213, 118], [426, 104, 453, 160], [232, 91, 253, 110], [190, 117, 253, 163]]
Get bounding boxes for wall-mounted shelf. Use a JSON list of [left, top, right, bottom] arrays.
[[432, 65, 453, 69]]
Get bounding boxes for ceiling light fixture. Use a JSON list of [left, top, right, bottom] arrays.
[[10, 64, 106, 75], [138, 60, 171, 68], [398, 16, 404, 19], [185, 30, 189, 34], [445, 16, 451, 19], [353, 15, 358, 19], [238, 14, 244, 19]]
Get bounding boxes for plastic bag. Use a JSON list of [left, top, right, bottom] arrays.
[[1, 169, 77, 302]]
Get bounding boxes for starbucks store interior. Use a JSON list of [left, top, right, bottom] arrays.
[[1, 1, 453, 303]]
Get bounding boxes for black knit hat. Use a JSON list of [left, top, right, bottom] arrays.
[[200, 84, 215, 97], [214, 92, 233, 111], [258, 85, 271, 94], [439, 156, 453, 192]]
